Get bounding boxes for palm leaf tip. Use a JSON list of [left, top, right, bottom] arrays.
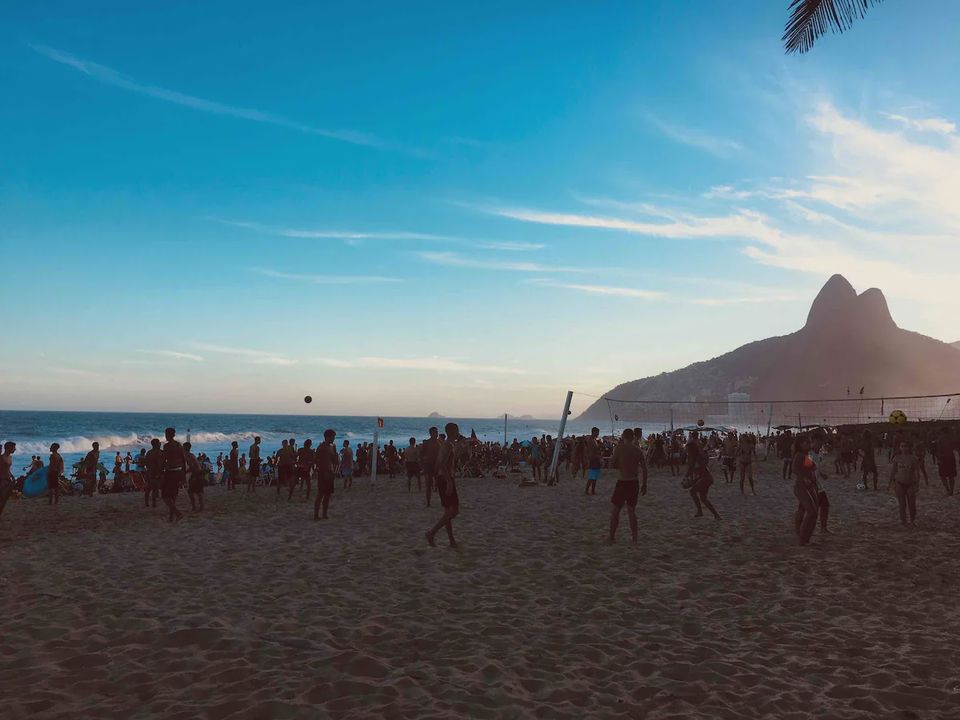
[[783, 0, 884, 54]]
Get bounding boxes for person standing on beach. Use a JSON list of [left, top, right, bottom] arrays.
[[339, 440, 354, 490], [275, 439, 294, 496], [426, 422, 462, 547], [585, 427, 603, 495], [607, 428, 647, 544], [685, 433, 720, 520], [792, 435, 818, 546], [247, 436, 261, 493], [225, 441, 239, 491], [47, 443, 64, 505], [404, 438, 420, 492], [81, 442, 100, 497], [161, 427, 185, 523], [314, 429, 337, 520], [0, 441, 16, 521], [143, 438, 163, 507], [421, 427, 440, 507], [888, 440, 919, 527], [738, 433, 756, 495], [185, 441, 204, 512], [294, 439, 314, 501], [935, 427, 956, 496]]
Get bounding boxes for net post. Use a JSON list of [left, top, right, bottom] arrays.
[[548, 391, 574, 483]]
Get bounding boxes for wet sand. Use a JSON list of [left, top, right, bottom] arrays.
[[2, 458, 959, 719]]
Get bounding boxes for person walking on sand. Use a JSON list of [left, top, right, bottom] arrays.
[[161, 427, 185, 523], [404, 437, 420, 492], [889, 440, 920, 527], [792, 435, 819, 546], [427, 422, 462, 547], [144, 438, 163, 507], [0, 441, 16, 521], [738, 432, 756, 495], [185, 442, 204, 512], [607, 428, 647, 544], [421, 427, 440, 507], [247, 436, 261, 493], [314, 430, 337, 520], [684, 432, 720, 520], [47, 443, 63, 505]]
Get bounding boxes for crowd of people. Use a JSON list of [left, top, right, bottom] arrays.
[[2, 422, 958, 548]]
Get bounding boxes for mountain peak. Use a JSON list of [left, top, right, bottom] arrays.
[[805, 274, 856, 327]]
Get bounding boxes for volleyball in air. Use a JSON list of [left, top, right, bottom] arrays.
[[304, 395, 313, 404], [697, 419, 705, 427], [888, 409, 907, 425]]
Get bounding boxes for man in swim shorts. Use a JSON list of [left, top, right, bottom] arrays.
[[404, 437, 421, 492], [608, 428, 647, 544], [584, 427, 603, 495]]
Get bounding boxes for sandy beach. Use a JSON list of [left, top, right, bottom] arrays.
[[2, 458, 959, 719]]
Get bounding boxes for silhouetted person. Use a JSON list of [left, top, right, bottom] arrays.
[[686, 433, 720, 520], [47, 443, 63, 505], [0, 441, 15, 521], [226, 441, 240, 491], [889, 440, 919, 526], [276, 439, 294, 497], [792, 436, 818, 546], [161, 427, 185, 523], [607, 428, 647, 544], [294, 439, 314, 501], [421, 427, 440, 507], [585, 427, 602, 495], [81, 442, 100, 496], [144, 438, 163, 507], [427, 423, 462, 547], [314, 430, 337, 520], [247, 436, 261, 493], [185, 441, 204, 512]]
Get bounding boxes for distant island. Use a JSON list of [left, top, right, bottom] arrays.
[[505, 414, 536, 420], [427, 411, 444, 418]]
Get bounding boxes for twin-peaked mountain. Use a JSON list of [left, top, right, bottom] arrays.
[[580, 275, 960, 419]]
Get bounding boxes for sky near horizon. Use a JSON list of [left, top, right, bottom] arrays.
[[3, 1, 960, 418]]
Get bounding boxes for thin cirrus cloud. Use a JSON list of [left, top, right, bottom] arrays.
[[255, 268, 402, 285], [136, 349, 205, 361], [314, 356, 525, 375], [193, 343, 296, 366], [527, 279, 665, 300], [417, 251, 584, 273], [216, 219, 454, 242], [478, 241, 545, 251], [29, 44, 409, 152], [645, 113, 743, 157]]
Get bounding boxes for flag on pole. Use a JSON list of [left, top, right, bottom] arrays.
[[377, 417, 384, 429], [859, 386, 865, 395]]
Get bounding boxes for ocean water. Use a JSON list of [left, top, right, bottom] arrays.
[[0, 410, 594, 472]]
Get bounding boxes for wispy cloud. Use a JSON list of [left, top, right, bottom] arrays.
[[528, 279, 665, 300], [255, 268, 402, 285], [478, 241, 545, 251], [30, 44, 409, 152], [49, 367, 104, 378], [882, 112, 956, 136], [136, 349, 205, 361], [645, 113, 743, 157], [314, 356, 525, 375], [194, 343, 295, 366], [417, 251, 585, 273], [217, 219, 452, 242]]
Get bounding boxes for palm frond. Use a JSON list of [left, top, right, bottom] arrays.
[[783, 0, 884, 55]]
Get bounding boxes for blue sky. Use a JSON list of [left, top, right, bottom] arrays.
[[3, 1, 960, 417]]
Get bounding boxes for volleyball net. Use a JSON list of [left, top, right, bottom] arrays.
[[573, 391, 960, 436]]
